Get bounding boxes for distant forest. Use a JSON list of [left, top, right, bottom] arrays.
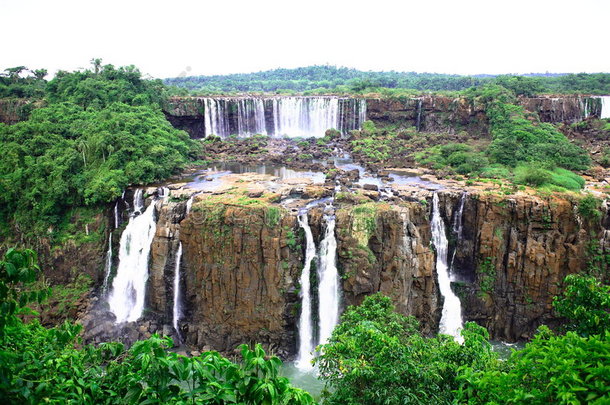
[[164, 65, 610, 96]]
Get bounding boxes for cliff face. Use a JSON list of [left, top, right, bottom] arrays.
[[439, 192, 594, 341], [163, 95, 602, 139], [74, 178, 604, 355], [178, 198, 302, 356]]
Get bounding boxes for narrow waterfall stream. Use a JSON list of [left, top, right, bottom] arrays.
[[601, 96, 610, 119], [430, 193, 464, 343], [449, 192, 467, 273], [101, 233, 113, 294], [108, 196, 157, 323], [295, 212, 317, 370], [173, 242, 183, 338], [317, 214, 340, 346]]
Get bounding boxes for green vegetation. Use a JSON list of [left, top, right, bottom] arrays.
[[315, 294, 497, 404], [163, 65, 610, 95], [0, 248, 314, 404], [553, 274, 610, 337], [317, 286, 610, 404], [0, 60, 199, 237]]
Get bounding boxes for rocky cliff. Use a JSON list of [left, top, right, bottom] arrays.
[[163, 95, 603, 139], [74, 174, 605, 354]]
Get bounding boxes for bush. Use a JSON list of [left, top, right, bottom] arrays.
[[456, 327, 610, 404], [513, 165, 552, 187]]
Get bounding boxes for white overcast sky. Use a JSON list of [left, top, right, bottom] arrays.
[[1, 0, 609, 79]]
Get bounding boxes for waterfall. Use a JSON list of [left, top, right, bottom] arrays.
[[173, 242, 183, 338], [114, 201, 120, 229], [108, 197, 157, 323], [237, 98, 267, 136], [415, 98, 423, 131], [601, 96, 610, 119], [430, 193, 464, 343], [101, 234, 113, 294], [317, 214, 340, 345], [133, 189, 144, 213], [449, 192, 467, 274], [202, 97, 366, 138], [186, 195, 195, 214], [296, 212, 317, 370], [203, 98, 230, 137]]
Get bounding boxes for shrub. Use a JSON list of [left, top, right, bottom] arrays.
[[513, 165, 552, 187]]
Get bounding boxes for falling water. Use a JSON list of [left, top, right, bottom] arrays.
[[317, 214, 340, 345], [186, 195, 195, 215], [202, 97, 366, 138], [108, 197, 157, 323], [449, 192, 467, 274], [173, 242, 183, 337], [101, 234, 113, 294], [415, 98, 423, 131], [601, 96, 610, 119], [238, 98, 267, 136], [296, 212, 317, 370], [430, 193, 464, 343], [114, 201, 120, 229], [133, 189, 144, 213], [272, 97, 340, 138]]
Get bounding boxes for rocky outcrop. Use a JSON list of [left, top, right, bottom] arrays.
[[441, 192, 595, 341], [163, 95, 602, 139], [0, 98, 43, 124], [365, 96, 489, 135], [335, 202, 440, 334], [178, 198, 303, 357]]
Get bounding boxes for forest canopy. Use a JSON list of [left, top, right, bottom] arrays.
[[164, 65, 610, 95]]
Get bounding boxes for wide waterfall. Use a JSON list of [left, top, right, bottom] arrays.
[[201, 96, 366, 138], [173, 242, 183, 337], [601, 96, 610, 119], [317, 214, 340, 346], [296, 213, 317, 370], [430, 193, 464, 343], [108, 196, 157, 323]]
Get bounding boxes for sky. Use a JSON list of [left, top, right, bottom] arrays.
[[1, 0, 609, 79]]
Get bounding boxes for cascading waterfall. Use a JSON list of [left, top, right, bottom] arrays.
[[601, 96, 610, 119], [272, 97, 339, 138], [202, 97, 366, 138], [203, 98, 230, 137], [237, 98, 267, 135], [108, 196, 157, 323], [317, 214, 340, 346], [133, 189, 144, 213], [415, 98, 423, 131], [114, 201, 120, 229], [296, 212, 317, 370], [449, 192, 467, 273], [430, 193, 464, 343], [101, 233, 113, 294], [173, 242, 183, 337]]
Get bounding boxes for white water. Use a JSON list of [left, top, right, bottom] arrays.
[[601, 96, 610, 119], [317, 215, 340, 345], [114, 201, 120, 229], [185, 195, 195, 214], [108, 198, 157, 323], [449, 192, 467, 274], [430, 193, 464, 343], [172, 242, 183, 336], [238, 98, 267, 135], [296, 213, 317, 370], [101, 234, 113, 294], [133, 189, 144, 213], [201, 97, 366, 138]]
